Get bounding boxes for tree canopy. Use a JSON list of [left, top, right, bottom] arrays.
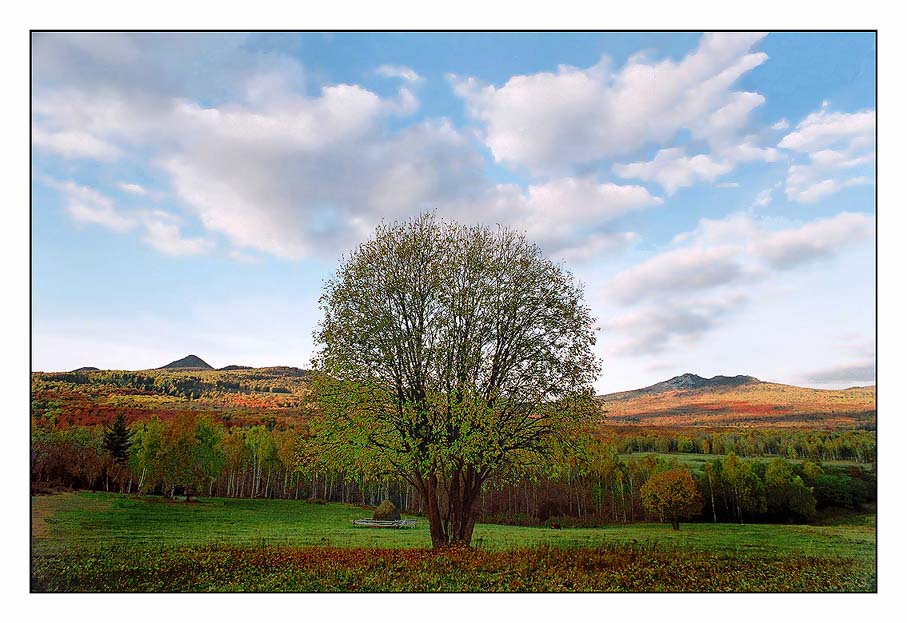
[[640, 467, 703, 530], [307, 214, 600, 547]]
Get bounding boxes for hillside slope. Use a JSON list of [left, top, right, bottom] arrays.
[[596, 373, 875, 428]]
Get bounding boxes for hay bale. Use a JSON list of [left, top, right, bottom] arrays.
[[373, 499, 400, 521]]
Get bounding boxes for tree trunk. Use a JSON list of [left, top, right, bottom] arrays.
[[419, 469, 482, 549]]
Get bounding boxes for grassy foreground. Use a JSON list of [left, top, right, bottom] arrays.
[[31, 493, 876, 592]]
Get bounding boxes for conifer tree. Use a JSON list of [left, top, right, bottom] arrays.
[[103, 413, 134, 464]]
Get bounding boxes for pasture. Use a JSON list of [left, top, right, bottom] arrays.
[[31, 493, 876, 592]]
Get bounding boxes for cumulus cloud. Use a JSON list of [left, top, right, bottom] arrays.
[[779, 107, 875, 203], [778, 109, 875, 153], [613, 148, 733, 194], [613, 135, 778, 194], [482, 178, 660, 260], [33, 33, 667, 263], [451, 32, 768, 173]]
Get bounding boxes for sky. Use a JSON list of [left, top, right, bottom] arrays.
[[30, 31, 876, 393]]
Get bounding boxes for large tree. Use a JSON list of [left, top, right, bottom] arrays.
[[308, 214, 600, 548]]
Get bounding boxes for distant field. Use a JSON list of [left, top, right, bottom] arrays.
[[618, 451, 872, 471], [32, 493, 876, 592]]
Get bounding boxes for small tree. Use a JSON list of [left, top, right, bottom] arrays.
[[103, 413, 133, 464], [308, 214, 600, 548], [640, 468, 702, 530]]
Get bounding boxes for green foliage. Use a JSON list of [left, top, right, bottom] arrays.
[[765, 459, 817, 521], [309, 214, 600, 546]]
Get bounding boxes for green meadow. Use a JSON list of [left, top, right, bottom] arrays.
[[31, 492, 875, 592]]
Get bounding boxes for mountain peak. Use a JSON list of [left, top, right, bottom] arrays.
[[651, 373, 760, 392], [158, 355, 213, 370]]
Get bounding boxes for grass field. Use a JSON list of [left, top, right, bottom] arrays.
[[618, 451, 871, 471], [31, 492, 876, 592]]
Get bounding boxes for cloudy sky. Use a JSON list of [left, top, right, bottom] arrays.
[[30, 32, 875, 392]]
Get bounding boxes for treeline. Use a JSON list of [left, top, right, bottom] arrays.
[[32, 415, 400, 505], [31, 415, 876, 526], [615, 429, 876, 463], [475, 451, 875, 526], [34, 370, 305, 401]]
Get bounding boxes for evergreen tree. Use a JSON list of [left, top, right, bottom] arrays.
[[103, 413, 134, 464]]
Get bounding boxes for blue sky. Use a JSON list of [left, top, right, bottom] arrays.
[[31, 32, 876, 392]]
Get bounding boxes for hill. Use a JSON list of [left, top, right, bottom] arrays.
[[31, 364, 875, 431], [70, 366, 100, 372], [596, 373, 875, 428], [158, 355, 213, 370]]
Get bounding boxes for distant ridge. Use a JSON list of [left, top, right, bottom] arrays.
[[602, 373, 760, 399], [158, 355, 213, 370], [220, 365, 252, 371], [646, 373, 759, 393], [70, 366, 100, 372], [595, 372, 875, 428]]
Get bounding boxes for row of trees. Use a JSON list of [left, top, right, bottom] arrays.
[[616, 429, 876, 463], [31, 413, 875, 529]]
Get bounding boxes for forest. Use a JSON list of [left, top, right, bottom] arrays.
[[30, 367, 876, 528]]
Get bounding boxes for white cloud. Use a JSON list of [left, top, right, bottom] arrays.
[[376, 64, 422, 83], [602, 210, 874, 357], [33, 33, 664, 263], [716, 181, 740, 188], [49, 179, 215, 257], [605, 293, 748, 357], [117, 182, 148, 195], [137, 211, 215, 256], [778, 109, 875, 153], [32, 126, 121, 161], [451, 32, 768, 173], [51, 180, 135, 233], [752, 187, 773, 208], [614, 134, 778, 194], [779, 107, 875, 203], [751, 211, 874, 270], [471, 178, 660, 261], [614, 148, 733, 194], [771, 119, 790, 131], [608, 245, 746, 304]]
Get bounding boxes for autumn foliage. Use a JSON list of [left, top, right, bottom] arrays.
[[640, 468, 703, 530]]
